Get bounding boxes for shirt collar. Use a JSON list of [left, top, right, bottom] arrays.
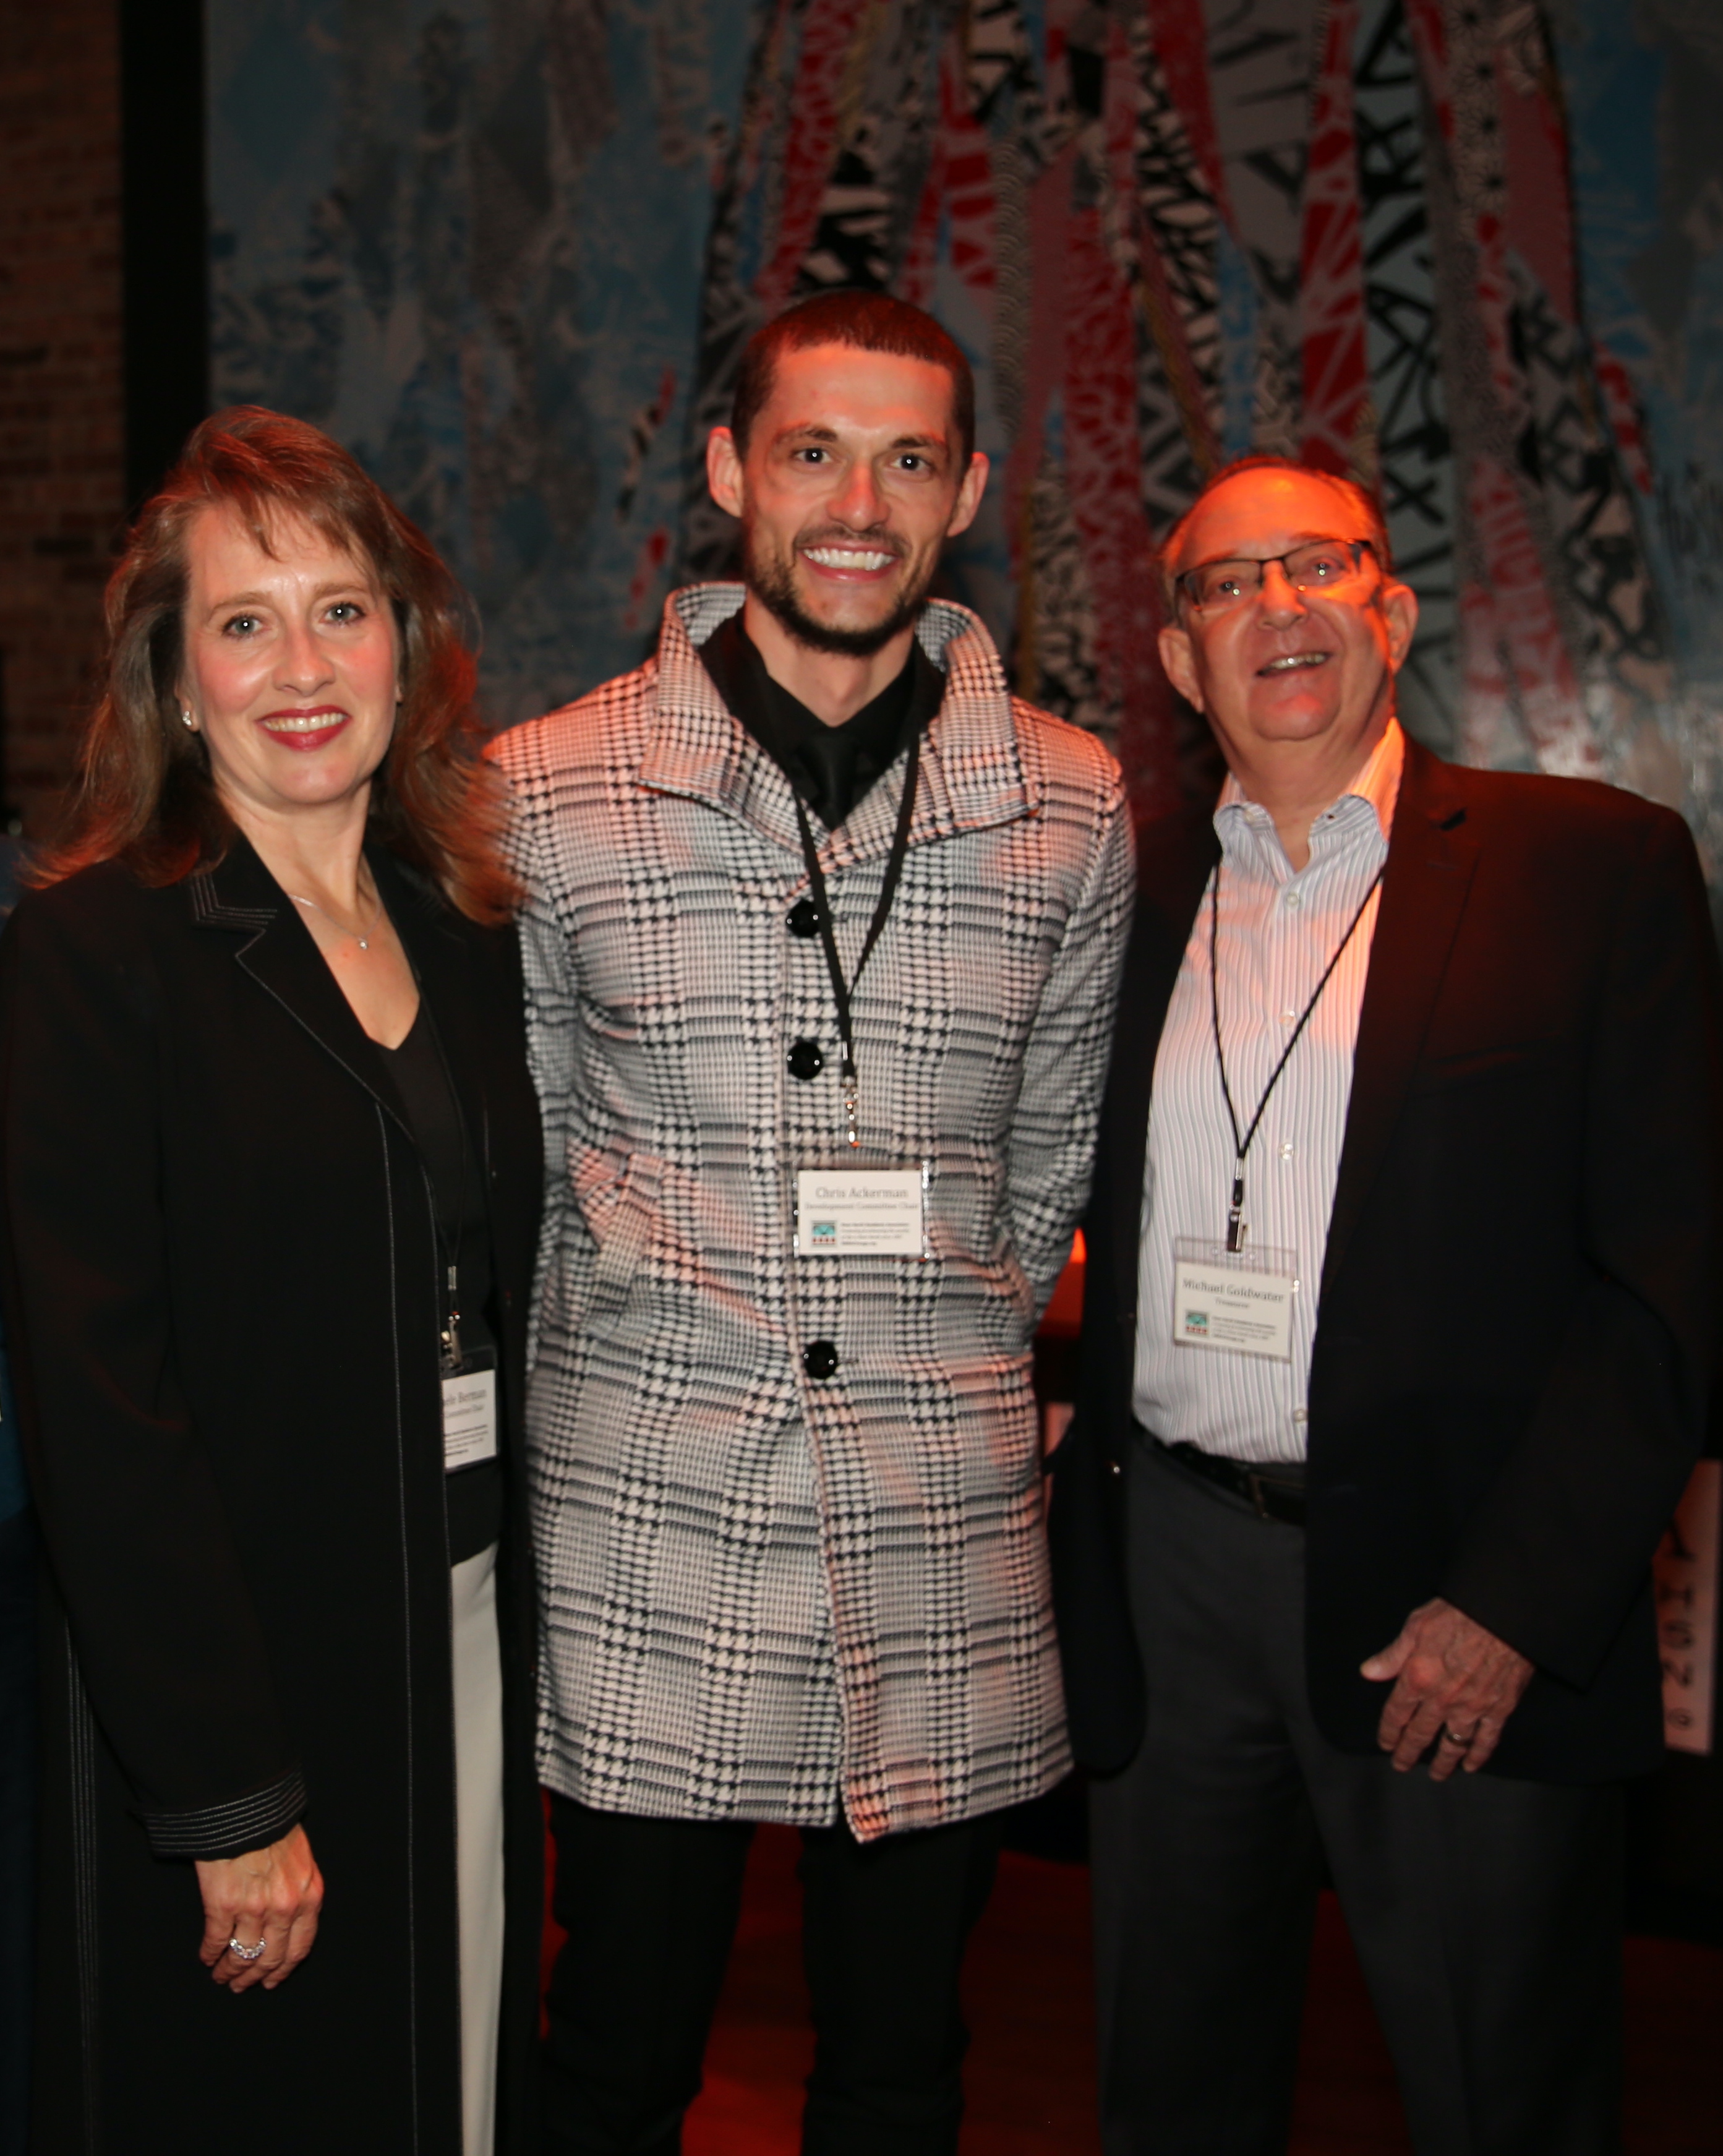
[[1215, 715, 1404, 852], [698, 610, 943, 830], [637, 583, 1042, 857]]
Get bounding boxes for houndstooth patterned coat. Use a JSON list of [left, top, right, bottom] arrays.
[[494, 584, 1132, 1839]]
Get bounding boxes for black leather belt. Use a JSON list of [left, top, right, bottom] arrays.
[[1148, 1432, 1307, 1527]]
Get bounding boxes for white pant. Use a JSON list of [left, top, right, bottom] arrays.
[[451, 1542, 505, 2156]]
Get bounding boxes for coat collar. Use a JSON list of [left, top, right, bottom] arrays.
[[1103, 739, 1480, 1325], [638, 583, 1041, 866], [187, 834, 472, 1144]]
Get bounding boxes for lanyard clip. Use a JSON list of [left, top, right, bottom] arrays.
[[842, 1058, 860, 1150], [1225, 1163, 1247, 1254], [442, 1262, 462, 1369]]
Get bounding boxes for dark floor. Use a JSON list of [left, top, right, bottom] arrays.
[[677, 1824, 1723, 2155]]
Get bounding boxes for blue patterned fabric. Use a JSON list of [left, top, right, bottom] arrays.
[[207, 2, 1723, 845]]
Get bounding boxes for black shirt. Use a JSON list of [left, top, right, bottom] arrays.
[[377, 1005, 503, 1564], [699, 610, 946, 828]]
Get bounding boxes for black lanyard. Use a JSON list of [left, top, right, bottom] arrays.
[[1209, 859, 1383, 1252], [413, 995, 474, 1372], [791, 742, 920, 1149]]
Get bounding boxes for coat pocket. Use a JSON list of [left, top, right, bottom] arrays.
[[584, 1150, 665, 1321]]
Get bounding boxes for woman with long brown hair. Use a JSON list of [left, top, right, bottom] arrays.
[[1, 408, 542, 2155]]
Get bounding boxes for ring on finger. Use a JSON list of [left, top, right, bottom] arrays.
[[1439, 1724, 1473, 1748], [227, 1935, 267, 1963]]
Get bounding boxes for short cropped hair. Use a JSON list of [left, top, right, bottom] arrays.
[[1158, 454, 1393, 613], [730, 291, 977, 466]]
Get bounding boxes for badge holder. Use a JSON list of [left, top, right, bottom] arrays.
[[442, 1350, 499, 1471], [794, 1157, 933, 1259], [1172, 1236, 1299, 1362]]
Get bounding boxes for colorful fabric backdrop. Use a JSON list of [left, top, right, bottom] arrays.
[[208, 0, 1723, 862]]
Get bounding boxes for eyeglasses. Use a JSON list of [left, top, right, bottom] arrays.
[[1176, 537, 1379, 614]]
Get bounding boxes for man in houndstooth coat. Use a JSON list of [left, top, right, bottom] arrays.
[[494, 293, 1132, 2155]]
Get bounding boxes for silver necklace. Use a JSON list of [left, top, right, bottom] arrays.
[[289, 885, 384, 951]]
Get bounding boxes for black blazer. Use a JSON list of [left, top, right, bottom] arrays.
[[1049, 740, 1723, 1784], [1, 838, 544, 2155]]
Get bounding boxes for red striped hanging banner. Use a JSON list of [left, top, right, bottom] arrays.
[[1063, 197, 1177, 810], [900, 30, 998, 315], [900, 125, 946, 309], [754, 0, 871, 315], [1499, 33, 1575, 327], [1300, 0, 1371, 479], [1109, 16, 1219, 483], [1145, 0, 1234, 228], [1002, 142, 1076, 568], [943, 32, 998, 309], [1466, 455, 1600, 777], [1401, 0, 1450, 143]]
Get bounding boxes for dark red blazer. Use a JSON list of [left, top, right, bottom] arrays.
[[1050, 739, 1723, 1784]]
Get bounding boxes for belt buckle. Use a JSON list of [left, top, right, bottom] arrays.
[[1244, 1469, 1272, 1521]]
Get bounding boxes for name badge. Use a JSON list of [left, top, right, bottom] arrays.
[[795, 1166, 928, 1257], [443, 1359, 498, 1471], [1172, 1238, 1298, 1362]]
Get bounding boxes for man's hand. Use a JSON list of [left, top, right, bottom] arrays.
[[1361, 1598, 1534, 1780], [195, 1824, 323, 1992]]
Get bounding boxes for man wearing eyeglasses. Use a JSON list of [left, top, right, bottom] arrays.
[[1050, 454, 1723, 2152]]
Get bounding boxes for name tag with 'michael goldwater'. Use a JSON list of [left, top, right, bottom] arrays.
[[1172, 1236, 1298, 1362]]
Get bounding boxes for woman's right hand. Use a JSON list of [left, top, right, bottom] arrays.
[[195, 1824, 323, 1992]]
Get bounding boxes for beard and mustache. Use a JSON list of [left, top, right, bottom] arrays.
[[742, 518, 938, 658]]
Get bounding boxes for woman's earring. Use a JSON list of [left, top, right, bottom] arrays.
[[180, 709, 197, 730]]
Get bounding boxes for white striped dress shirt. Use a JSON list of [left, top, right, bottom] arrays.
[[1132, 719, 1404, 1463]]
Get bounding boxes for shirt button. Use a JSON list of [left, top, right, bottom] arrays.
[[1279, 1140, 1295, 1161], [787, 1038, 824, 1080], [803, 1339, 839, 1380], [1285, 889, 1303, 910], [1280, 1009, 1296, 1027], [1292, 1408, 1309, 1425], [787, 898, 821, 938]]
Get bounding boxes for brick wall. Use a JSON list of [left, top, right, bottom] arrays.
[[0, 0, 123, 837]]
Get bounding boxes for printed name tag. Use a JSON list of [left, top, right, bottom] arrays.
[[795, 1167, 926, 1256], [443, 1364, 498, 1471], [1172, 1239, 1298, 1363]]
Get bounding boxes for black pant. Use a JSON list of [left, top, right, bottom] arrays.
[[1091, 1437, 1624, 2156], [542, 1792, 1004, 2156]]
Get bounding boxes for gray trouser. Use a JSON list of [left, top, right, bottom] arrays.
[[1089, 1436, 1623, 2156]]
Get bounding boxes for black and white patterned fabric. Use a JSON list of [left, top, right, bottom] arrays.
[[495, 584, 1133, 1838]]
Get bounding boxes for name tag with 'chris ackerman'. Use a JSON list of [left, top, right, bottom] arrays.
[[794, 1167, 928, 1257]]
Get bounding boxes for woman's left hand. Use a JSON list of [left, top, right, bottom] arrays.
[[195, 1824, 324, 1992]]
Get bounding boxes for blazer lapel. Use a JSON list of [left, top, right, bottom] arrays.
[[190, 836, 411, 1135], [1106, 807, 1220, 1323], [1320, 741, 1480, 1299]]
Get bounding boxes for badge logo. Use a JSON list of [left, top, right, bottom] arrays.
[[812, 1220, 837, 1243], [1182, 1308, 1208, 1335]]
